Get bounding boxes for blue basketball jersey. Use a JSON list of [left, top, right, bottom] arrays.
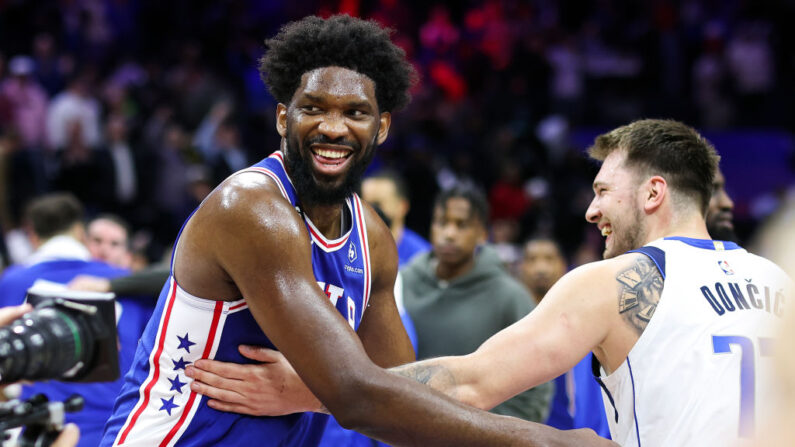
[[102, 151, 373, 446]]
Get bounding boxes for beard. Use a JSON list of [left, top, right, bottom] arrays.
[[284, 126, 376, 206], [603, 205, 646, 259]]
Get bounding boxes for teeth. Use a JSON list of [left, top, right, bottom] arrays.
[[315, 149, 348, 159], [601, 227, 612, 237]]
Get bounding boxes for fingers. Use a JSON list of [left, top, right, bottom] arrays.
[[51, 423, 80, 447], [205, 398, 259, 415], [191, 358, 250, 380], [189, 378, 246, 404], [0, 303, 32, 326], [238, 345, 284, 363]]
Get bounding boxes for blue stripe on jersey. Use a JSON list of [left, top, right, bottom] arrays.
[[627, 357, 642, 447], [628, 246, 667, 279], [663, 236, 741, 250]]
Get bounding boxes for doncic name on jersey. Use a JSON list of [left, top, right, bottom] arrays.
[[699, 261, 786, 317]]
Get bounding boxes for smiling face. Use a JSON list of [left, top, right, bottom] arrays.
[[278, 66, 391, 206], [585, 150, 648, 259]]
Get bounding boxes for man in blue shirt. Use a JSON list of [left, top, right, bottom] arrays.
[[0, 193, 153, 447]]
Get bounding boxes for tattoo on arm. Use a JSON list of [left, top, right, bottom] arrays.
[[392, 363, 459, 399], [616, 255, 664, 335]]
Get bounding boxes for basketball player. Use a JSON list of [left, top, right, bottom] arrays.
[[100, 15, 610, 447], [188, 119, 791, 446]]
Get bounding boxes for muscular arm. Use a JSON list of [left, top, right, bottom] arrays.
[[179, 176, 597, 446], [391, 259, 628, 411]]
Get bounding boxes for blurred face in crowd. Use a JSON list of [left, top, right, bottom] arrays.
[[706, 168, 736, 241], [431, 197, 486, 273], [361, 177, 407, 233], [585, 150, 647, 259], [521, 240, 567, 301], [279, 66, 391, 206], [87, 218, 131, 268]]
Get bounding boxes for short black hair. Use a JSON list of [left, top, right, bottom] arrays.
[[25, 193, 84, 240], [434, 185, 489, 225], [365, 169, 409, 199], [259, 14, 416, 113]]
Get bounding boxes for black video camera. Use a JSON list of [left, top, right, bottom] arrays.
[[0, 288, 121, 446], [0, 289, 120, 384]]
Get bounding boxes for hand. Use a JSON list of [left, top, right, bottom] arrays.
[[67, 275, 111, 293], [0, 303, 32, 326], [51, 423, 80, 447], [185, 345, 321, 416]]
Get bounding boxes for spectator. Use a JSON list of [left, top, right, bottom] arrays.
[[400, 185, 552, 422], [46, 72, 101, 150], [85, 214, 132, 268], [361, 170, 431, 266]]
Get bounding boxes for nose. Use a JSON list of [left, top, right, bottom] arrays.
[[317, 112, 348, 140], [585, 196, 601, 224], [717, 189, 734, 211]]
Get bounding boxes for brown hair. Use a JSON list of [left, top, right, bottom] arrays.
[[588, 119, 720, 214]]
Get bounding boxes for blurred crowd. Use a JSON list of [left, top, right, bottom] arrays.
[[0, 0, 793, 270]]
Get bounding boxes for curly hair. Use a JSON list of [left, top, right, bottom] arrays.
[[259, 15, 416, 113]]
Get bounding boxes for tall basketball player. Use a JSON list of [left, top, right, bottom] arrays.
[[100, 14, 611, 447]]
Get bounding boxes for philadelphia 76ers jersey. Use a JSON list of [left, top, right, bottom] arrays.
[[594, 237, 792, 447], [101, 150, 373, 446]]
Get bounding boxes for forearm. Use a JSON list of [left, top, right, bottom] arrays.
[[390, 355, 486, 410], [341, 368, 576, 447]]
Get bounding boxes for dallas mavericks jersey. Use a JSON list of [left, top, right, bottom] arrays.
[[102, 151, 373, 446], [595, 237, 791, 447]]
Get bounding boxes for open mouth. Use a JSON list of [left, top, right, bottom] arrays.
[[310, 146, 353, 174]]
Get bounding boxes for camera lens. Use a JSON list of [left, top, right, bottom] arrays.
[[0, 308, 95, 384]]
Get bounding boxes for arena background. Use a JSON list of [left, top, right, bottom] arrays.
[[0, 0, 793, 270]]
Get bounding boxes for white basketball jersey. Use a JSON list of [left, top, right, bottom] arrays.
[[596, 237, 791, 447]]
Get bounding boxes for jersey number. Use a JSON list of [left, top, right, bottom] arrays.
[[711, 335, 774, 438]]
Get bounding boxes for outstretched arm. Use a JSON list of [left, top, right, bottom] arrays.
[[189, 258, 620, 418]]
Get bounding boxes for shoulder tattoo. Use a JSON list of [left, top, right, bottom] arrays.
[[616, 255, 664, 335]]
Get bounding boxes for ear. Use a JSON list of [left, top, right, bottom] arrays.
[[477, 222, 488, 245], [376, 111, 391, 145], [644, 176, 667, 213], [276, 103, 288, 138]]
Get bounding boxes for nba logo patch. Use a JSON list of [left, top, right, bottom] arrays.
[[718, 260, 735, 275], [348, 242, 357, 263]]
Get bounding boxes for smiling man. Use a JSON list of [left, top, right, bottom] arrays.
[[99, 15, 608, 447]]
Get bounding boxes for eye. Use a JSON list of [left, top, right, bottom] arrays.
[[346, 109, 366, 118], [302, 105, 322, 113]]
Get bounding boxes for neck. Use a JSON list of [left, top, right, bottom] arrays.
[[303, 202, 344, 240], [645, 212, 712, 244], [434, 255, 477, 282]]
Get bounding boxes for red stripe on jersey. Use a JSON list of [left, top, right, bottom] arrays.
[[353, 196, 371, 309], [306, 223, 348, 249], [160, 300, 224, 446], [118, 280, 178, 444], [229, 302, 247, 311], [246, 167, 289, 200]]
